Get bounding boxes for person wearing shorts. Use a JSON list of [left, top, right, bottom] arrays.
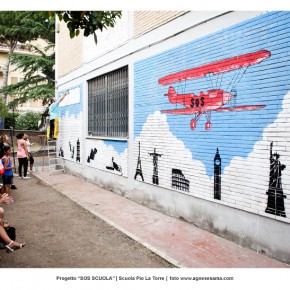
[[2, 145, 15, 197]]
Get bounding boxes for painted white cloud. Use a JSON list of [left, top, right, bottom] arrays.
[[135, 111, 212, 199], [135, 91, 290, 221], [86, 139, 128, 177], [59, 90, 290, 221], [58, 111, 83, 163], [222, 91, 290, 219], [60, 110, 128, 176]]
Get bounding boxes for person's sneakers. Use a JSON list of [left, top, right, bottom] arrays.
[[11, 184, 17, 189], [23, 176, 30, 179], [27, 171, 31, 175], [19, 176, 23, 179]]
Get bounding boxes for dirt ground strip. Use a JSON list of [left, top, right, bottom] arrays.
[[0, 175, 174, 268]]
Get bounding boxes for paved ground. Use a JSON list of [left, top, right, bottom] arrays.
[[0, 174, 173, 268], [36, 161, 290, 267]]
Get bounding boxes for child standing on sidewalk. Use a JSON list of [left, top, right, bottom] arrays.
[[24, 133, 35, 173], [2, 145, 16, 201], [0, 134, 17, 189]]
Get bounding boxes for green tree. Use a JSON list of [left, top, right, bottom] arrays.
[[15, 111, 41, 130], [3, 111, 20, 129], [0, 11, 54, 104], [47, 11, 122, 43], [0, 99, 8, 124], [1, 11, 122, 110], [0, 12, 55, 108], [1, 43, 55, 108]]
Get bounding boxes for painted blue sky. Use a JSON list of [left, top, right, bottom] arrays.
[[59, 84, 83, 118], [104, 140, 128, 154], [134, 11, 290, 176]]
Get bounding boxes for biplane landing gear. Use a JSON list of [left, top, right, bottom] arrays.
[[205, 111, 212, 130], [190, 119, 197, 130], [205, 121, 212, 130]]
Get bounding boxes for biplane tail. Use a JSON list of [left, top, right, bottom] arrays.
[[164, 86, 178, 104]]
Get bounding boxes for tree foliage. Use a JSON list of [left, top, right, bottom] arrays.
[[0, 12, 55, 107], [0, 11, 50, 49], [0, 11, 122, 110], [2, 44, 55, 108], [0, 99, 8, 119], [46, 11, 122, 43], [0, 12, 55, 104], [15, 111, 41, 130], [3, 111, 19, 129]]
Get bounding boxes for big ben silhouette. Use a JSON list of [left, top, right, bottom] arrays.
[[214, 148, 221, 200]]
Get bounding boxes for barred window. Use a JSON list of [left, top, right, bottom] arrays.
[[88, 66, 128, 138]]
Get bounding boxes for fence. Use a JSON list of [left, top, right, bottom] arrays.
[[0, 129, 47, 156]]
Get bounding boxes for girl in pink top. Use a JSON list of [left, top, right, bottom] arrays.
[[16, 132, 30, 179]]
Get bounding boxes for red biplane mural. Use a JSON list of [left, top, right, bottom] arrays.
[[158, 50, 271, 130]]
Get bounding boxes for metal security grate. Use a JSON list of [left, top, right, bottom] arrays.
[[88, 66, 128, 138]]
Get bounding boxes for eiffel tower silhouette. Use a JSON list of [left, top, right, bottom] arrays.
[[134, 142, 144, 181]]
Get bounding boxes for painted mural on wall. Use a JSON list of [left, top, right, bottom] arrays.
[[214, 148, 221, 200], [134, 142, 144, 181], [172, 169, 190, 192], [265, 142, 287, 217], [106, 157, 123, 175], [134, 11, 290, 222], [87, 148, 97, 163], [148, 148, 163, 185], [58, 84, 83, 164], [86, 139, 128, 177], [159, 50, 270, 131]]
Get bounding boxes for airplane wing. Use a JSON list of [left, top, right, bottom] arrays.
[[161, 108, 200, 114], [158, 50, 271, 85], [215, 105, 266, 112]]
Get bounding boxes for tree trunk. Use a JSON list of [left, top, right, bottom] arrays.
[[1, 39, 19, 128], [3, 39, 19, 104], [2, 57, 10, 104]]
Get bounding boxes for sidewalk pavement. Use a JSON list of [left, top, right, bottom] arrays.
[[33, 167, 289, 268]]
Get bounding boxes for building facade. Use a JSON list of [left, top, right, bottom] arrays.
[[56, 11, 290, 264], [0, 39, 47, 113]]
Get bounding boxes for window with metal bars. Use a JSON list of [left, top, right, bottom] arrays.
[[88, 66, 128, 138]]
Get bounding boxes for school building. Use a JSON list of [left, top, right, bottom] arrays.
[[55, 11, 290, 264]]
